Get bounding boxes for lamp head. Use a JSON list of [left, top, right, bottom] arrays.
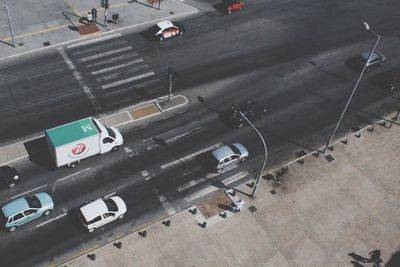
[[362, 22, 370, 31]]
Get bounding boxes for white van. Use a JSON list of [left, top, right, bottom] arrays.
[[79, 196, 127, 232]]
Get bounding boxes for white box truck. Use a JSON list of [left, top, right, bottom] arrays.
[[45, 117, 123, 167]]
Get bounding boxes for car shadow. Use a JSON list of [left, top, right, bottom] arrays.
[[345, 57, 363, 71], [24, 137, 56, 171], [213, 3, 227, 14]]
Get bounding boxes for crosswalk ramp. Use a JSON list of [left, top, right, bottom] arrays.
[[65, 36, 163, 108]]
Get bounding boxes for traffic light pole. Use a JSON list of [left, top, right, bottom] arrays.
[[104, 7, 108, 27]]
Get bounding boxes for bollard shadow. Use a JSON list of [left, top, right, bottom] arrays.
[[24, 137, 55, 171]]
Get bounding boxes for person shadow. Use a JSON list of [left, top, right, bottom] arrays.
[[348, 252, 369, 266]]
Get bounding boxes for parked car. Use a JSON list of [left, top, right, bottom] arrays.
[[0, 192, 54, 232], [230, 101, 267, 128], [222, 0, 244, 14], [358, 50, 386, 71], [147, 20, 185, 41], [0, 166, 20, 189], [79, 196, 127, 232], [207, 143, 249, 173]]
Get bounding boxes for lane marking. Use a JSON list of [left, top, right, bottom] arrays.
[[160, 143, 221, 170], [91, 58, 144, 75], [177, 179, 200, 192], [165, 127, 206, 144], [85, 52, 139, 68], [36, 213, 67, 228], [101, 71, 155, 90], [56, 168, 90, 183], [11, 184, 47, 200], [58, 47, 102, 112], [78, 46, 132, 62], [184, 171, 248, 202], [104, 191, 117, 198], [67, 33, 122, 49]]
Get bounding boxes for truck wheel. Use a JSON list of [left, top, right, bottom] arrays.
[[159, 35, 164, 41], [9, 226, 16, 232], [112, 146, 120, 152], [69, 162, 78, 168], [43, 210, 52, 216]]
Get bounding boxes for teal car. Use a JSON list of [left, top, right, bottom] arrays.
[[0, 192, 54, 232]]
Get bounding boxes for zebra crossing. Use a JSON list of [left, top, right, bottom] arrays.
[[63, 35, 163, 110]]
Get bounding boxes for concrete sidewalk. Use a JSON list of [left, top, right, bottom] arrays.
[[0, 0, 198, 61], [59, 119, 400, 266]]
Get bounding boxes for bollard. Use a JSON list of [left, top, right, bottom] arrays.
[[230, 190, 237, 197], [113, 242, 122, 249], [163, 220, 171, 227], [220, 212, 227, 218], [189, 208, 197, 215], [199, 222, 207, 228], [341, 139, 348, 144], [312, 151, 319, 157], [247, 181, 255, 188], [139, 231, 147, 237], [367, 126, 374, 132], [328, 145, 334, 151], [88, 254, 96, 261], [355, 133, 361, 138], [298, 158, 304, 165]]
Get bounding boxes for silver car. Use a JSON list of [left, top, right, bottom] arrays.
[[209, 143, 249, 173]]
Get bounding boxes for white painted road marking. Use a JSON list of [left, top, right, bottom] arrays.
[[90, 58, 144, 75], [56, 168, 90, 183], [79, 46, 133, 62], [101, 71, 155, 90], [58, 47, 101, 112], [36, 213, 67, 228], [160, 143, 221, 170], [95, 65, 149, 82], [67, 33, 122, 49], [11, 184, 47, 200], [85, 52, 139, 68], [157, 194, 176, 216], [184, 171, 248, 202]]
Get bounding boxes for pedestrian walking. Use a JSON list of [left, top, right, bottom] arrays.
[[232, 199, 245, 213], [87, 12, 93, 24], [91, 8, 97, 22]]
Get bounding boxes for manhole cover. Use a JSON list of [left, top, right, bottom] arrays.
[[325, 154, 335, 162], [248, 205, 257, 213]]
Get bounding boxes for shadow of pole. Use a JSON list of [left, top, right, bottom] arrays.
[[62, 11, 80, 31]]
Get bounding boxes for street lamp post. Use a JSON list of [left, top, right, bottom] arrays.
[[323, 22, 380, 153], [239, 111, 267, 198], [3, 0, 16, 47]]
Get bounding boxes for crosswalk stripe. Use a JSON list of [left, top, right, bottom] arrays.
[[85, 52, 139, 68], [71, 39, 128, 56], [101, 71, 155, 90], [135, 78, 160, 88], [96, 65, 149, 82], [91, 58, 144, 75], [78, 46, 132, 62], [67, 33, 122, 49]]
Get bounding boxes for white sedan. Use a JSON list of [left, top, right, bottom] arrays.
[[147, 20, 185, 41]]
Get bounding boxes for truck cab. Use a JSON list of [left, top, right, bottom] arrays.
[[92, 118, 123, 153]]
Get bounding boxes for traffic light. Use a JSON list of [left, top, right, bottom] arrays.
[[167, 68, 176, 83], [101, 0, 109, 9]]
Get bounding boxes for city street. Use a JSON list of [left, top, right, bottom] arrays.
[[0, 0, 399, 266]]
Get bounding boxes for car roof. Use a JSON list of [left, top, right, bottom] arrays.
[[156, 20, 174, 29], [212, 145, 234, 161], [80, 199, 108, 221], [2, 197, 29, 217], [361, 51, 385, 61]]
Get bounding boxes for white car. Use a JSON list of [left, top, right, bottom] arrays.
[[147, 20, 185, 41], [79, 196, 127, 232]]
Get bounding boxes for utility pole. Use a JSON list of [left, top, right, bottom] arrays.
[[3, 0, 16, 47], [167, 67, 176, 102]]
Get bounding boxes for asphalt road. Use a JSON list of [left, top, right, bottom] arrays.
[[0, 0, 400, 266]]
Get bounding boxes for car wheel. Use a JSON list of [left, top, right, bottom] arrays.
[[88, 228, 95, 233], [179, 30, 183, 36], [69, 162, 78, 168], [43, 210, 52, 216], [9, 226, 16, 232], [8, 182, 16, 188], [240, 157, 247, 163], [118, 214, 125, 219], [159, 35, 164, 41], [237, 123, 243, 128], [112, 146, 119, 152], [228, 10, 232, 14]]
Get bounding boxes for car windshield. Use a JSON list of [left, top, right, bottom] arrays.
[[228, 145, 240, 155], [106, 126, 116, 138], [148, 25, 161, 35], [104, 199, 118, 212], [25, 195, 41, 209]]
